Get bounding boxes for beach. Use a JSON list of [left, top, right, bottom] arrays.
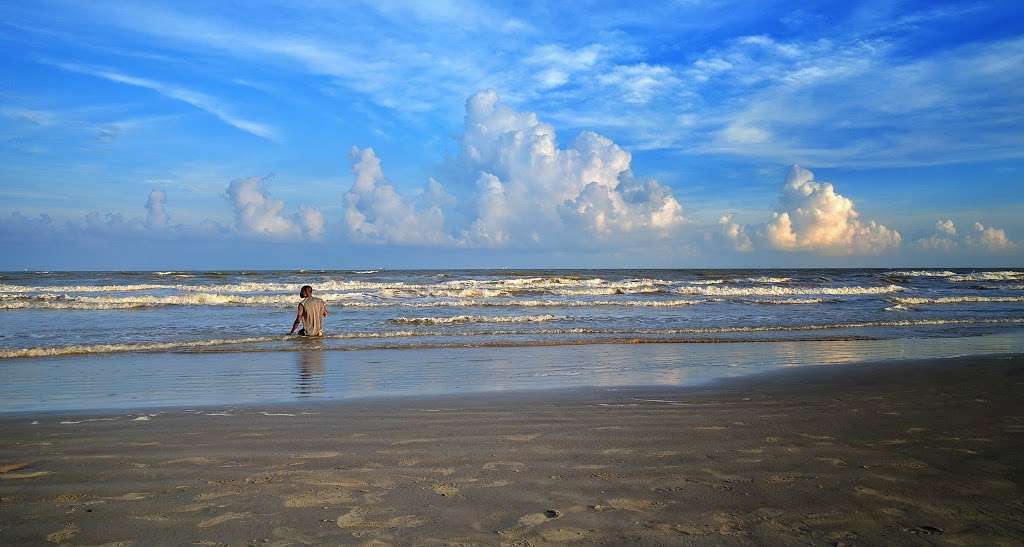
[[3, 353, 1023, 545]]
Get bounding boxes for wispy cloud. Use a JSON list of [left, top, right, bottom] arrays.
[[47, 61, 275, 140]]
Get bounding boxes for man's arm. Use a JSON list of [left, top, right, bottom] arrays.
[[323, 303, 329, 317], [288, 303, 304, 335]]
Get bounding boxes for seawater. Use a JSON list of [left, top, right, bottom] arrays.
[[1, 269, 1022, 411], [1, 268, 1022, 358]]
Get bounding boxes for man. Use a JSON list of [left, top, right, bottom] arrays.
[[289, 285, 328, 336]]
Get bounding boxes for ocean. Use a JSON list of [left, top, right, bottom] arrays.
[[2, 268, 1023, 410]]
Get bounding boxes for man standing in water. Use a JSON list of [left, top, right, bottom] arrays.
[[289, 285, 328, 336]]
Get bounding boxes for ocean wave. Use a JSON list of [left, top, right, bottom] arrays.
[[740, 298, 832, 305], [686, 279, 724, 285], [675, 284, 904, 297], [4, 317, 1022, 359], [0, 276, 675, 297], [889, 270, 957, 277], [390, 314, 560, 325], [0, 293, 709, 310], [947, 271, 1024, 282], [745, 276, 793, 283], [0, 283, 171, 293], [894, 295, 1024, 305]]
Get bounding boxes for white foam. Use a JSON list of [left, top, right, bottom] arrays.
[[5, 317, 1024, 359], [889, 270, 957, 277], [675, 284, 904, 297], [390, 314, 561, 325], [894, 296, 1024, 305], [0, 283, 170, 293], [947, 271, 1024, 282], [742, 298, 830, 304], [745, 276, 793, 283]]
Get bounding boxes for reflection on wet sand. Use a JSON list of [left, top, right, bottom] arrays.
[[1, 330, 1023, 411], [296, 351, 325, 396]]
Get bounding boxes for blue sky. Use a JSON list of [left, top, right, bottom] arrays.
[[0, 0, 1021, 269]]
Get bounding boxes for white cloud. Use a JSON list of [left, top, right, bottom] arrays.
[[145, 189, 169, 227], [695, 35, 1024, 167], [226, 177, 322, 240], [722, 165, 900, 255], [598, 63, 680, 104], [297, 206, 325, 240], [460, 90, 684, 245], [719, 123, 770, 144], [49, 62, 275, 140], [525, 44, 603, 89], [342, 147, 451, 245], [342, 90, 685, 248], [935, 218, 957, 236], [717, 213, 752, 251], [917, 219, 1016, 252]]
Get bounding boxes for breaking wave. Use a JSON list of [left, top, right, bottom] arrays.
[[889, 270, 957, 277], [947, 271, 1024, 283], [4, 317, 1022, 360], [390, 314, 560, 325], [675, 284, 904, 297], [745, 276, 793, 283], [894, 296, 1024, 305]]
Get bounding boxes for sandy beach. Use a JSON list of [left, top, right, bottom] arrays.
[[1, 353, 1022, 545]]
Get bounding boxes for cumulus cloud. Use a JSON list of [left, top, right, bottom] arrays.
[[917, 219, 1016, 252], [342, 90, 685, 248], [721, 165, 901, 255], [717, 213, 752, 251], [0, 191, 228, 244], [145, 189, 169, 227], [226, 177, 323, 240], [343, 147, 451, 245]]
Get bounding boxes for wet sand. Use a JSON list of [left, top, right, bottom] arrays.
[[2, 353, 1023, 545]]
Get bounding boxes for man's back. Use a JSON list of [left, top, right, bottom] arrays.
[[300, 296, 326, 336]]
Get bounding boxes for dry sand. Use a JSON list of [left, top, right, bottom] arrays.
[[1, 353, 1023, 545]]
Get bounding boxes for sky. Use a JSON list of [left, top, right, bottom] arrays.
[[0, 0, 1022, 269]]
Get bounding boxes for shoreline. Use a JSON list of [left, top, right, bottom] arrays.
[[4, 331, 1024, 414], [2, 350, 1020, 418], [2, 352, 1023, 544]]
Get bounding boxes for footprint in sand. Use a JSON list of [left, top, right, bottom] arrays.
[[46, 523, 79, 543], [336, 508, 426, 531], [497, 510, 561, 536], [427, 482, 459, 497]]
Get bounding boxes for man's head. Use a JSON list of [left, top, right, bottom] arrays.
[[300, 285, 313, 298]]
